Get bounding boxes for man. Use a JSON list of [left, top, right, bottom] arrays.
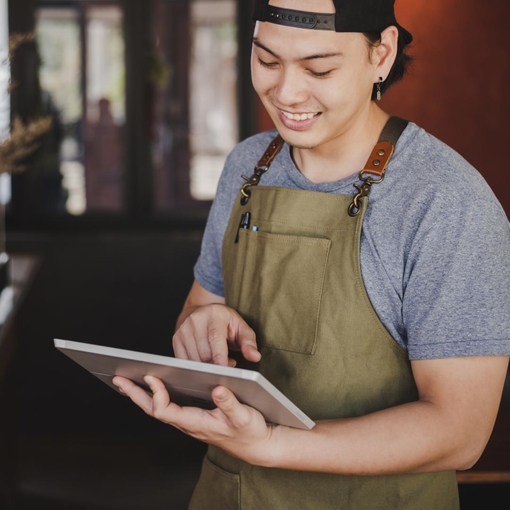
[[114, 1, 510, 508]]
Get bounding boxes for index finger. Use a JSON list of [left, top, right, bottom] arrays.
[[204, 320, 233, 366], [112, 376, 154, 414]]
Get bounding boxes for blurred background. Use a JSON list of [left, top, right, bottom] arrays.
[[0, 0, 509, 509]]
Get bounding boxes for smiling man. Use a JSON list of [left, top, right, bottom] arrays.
[[114, 1, 510, 508]]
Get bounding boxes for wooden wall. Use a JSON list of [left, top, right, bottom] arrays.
[[257, 0, 510, 214]]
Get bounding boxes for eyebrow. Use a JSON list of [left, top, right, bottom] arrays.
[[252, 38, 343, 61]]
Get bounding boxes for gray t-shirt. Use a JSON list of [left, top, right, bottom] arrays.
[[194, 122, 510, 360]]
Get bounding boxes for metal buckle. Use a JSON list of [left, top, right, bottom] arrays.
[[240, 165, 268, 205], [348, 172, 385, 217]]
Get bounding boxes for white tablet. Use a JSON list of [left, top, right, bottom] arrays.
[[54, 339, 315, 430]]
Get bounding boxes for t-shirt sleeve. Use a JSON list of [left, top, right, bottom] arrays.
[[403, 194, 510, 360], [193, 151, 238, 297]]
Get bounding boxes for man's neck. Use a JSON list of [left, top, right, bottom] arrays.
[[291, 106, 390, 184]]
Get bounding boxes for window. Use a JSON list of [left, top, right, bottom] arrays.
[[151, 0, 238, 209], [36, 3, 126, 215], [7, 0, 250, 228], [189, 1, 239, 201]]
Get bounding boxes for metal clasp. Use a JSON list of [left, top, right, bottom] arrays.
[[348, 172, 385, 217], [240, 165, 268, 205]]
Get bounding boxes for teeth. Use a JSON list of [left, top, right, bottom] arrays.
[[282, 111, 317, 121]]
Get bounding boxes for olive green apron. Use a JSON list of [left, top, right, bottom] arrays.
[[189, 118, 459, 509]]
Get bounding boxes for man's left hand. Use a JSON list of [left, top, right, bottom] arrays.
[[112, 375, 277, 465]]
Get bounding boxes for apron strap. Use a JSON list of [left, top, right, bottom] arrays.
[[378, 116, 409, 146], [256, 135, 285, 168], [240, 116, 409, 207], [362, 116, 409, 178], [240, 134, 285, 205], [348, 116, 409, 216]]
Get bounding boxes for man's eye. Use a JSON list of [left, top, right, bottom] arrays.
[[258, 58, 278, 68], [309, 69, 332, 78]]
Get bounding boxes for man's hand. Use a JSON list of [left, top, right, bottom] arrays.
[[173, 302, 261, 367], [112, 375, 275, 465]]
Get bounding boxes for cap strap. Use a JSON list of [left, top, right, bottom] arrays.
[[262, 6, 336, 31]]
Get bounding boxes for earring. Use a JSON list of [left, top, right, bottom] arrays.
[[376, 77, 383, 101]]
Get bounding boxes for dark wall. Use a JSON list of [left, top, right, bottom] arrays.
[[382, 0, 510, 214]]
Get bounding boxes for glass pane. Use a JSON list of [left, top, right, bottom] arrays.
[[84, 4, 125, 212], [35, 2, 125, 216], [151, 0, 238, 210], [36, 7, 81, 213], [189, 0, 238, 201]]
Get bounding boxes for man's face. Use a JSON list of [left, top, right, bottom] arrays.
[[251, 0, 378, 151]]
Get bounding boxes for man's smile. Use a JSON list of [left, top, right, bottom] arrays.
[[280, 110, 321, 121]]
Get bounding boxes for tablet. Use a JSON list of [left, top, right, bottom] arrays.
[[54, 339, 315, 430]]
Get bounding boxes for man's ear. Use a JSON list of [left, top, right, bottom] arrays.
[[373, 25, 399, 81]]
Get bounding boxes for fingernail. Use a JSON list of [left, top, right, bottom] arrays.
[[115, 385, 125, 394]]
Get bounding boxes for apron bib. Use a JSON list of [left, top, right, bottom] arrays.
[[189, 118, 459, 509]]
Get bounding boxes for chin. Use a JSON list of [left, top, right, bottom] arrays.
[[277, 128, 322, 151], [287, 141, 319, 150]]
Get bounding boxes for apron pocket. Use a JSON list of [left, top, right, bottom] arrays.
[[188, 456, 240, 510], [234, 229, 331, 355]]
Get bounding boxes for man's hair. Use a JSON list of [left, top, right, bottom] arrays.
[[365, 31, 413, 101]]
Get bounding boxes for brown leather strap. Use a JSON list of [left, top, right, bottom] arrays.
[[256, 116, 407, 178], [240, 134, 285, 205], [361, 116, 408, 178], [256, 134, 285, 168], [361, 141, 395, 178], [244, 117, 408, 208]]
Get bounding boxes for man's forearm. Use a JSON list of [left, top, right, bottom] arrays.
[[244, 356, 508, 476], [257, 400, 472, 475]]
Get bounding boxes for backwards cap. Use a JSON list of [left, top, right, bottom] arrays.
[[252, 0, 412, 45]]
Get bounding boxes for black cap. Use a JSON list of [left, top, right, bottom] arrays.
[[252, 0, 412, 45]]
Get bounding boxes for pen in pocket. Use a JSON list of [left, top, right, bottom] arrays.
[[234, 211, 251, 243]]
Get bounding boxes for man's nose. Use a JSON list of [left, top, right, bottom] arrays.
[[273, 68, 308, 107]]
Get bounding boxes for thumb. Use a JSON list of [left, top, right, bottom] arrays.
[[211, 386, 241, 417]]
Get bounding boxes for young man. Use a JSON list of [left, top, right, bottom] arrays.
[[114, 1, 510, 508]]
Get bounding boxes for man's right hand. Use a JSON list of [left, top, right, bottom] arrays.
[[173, 281, 260, 367]]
